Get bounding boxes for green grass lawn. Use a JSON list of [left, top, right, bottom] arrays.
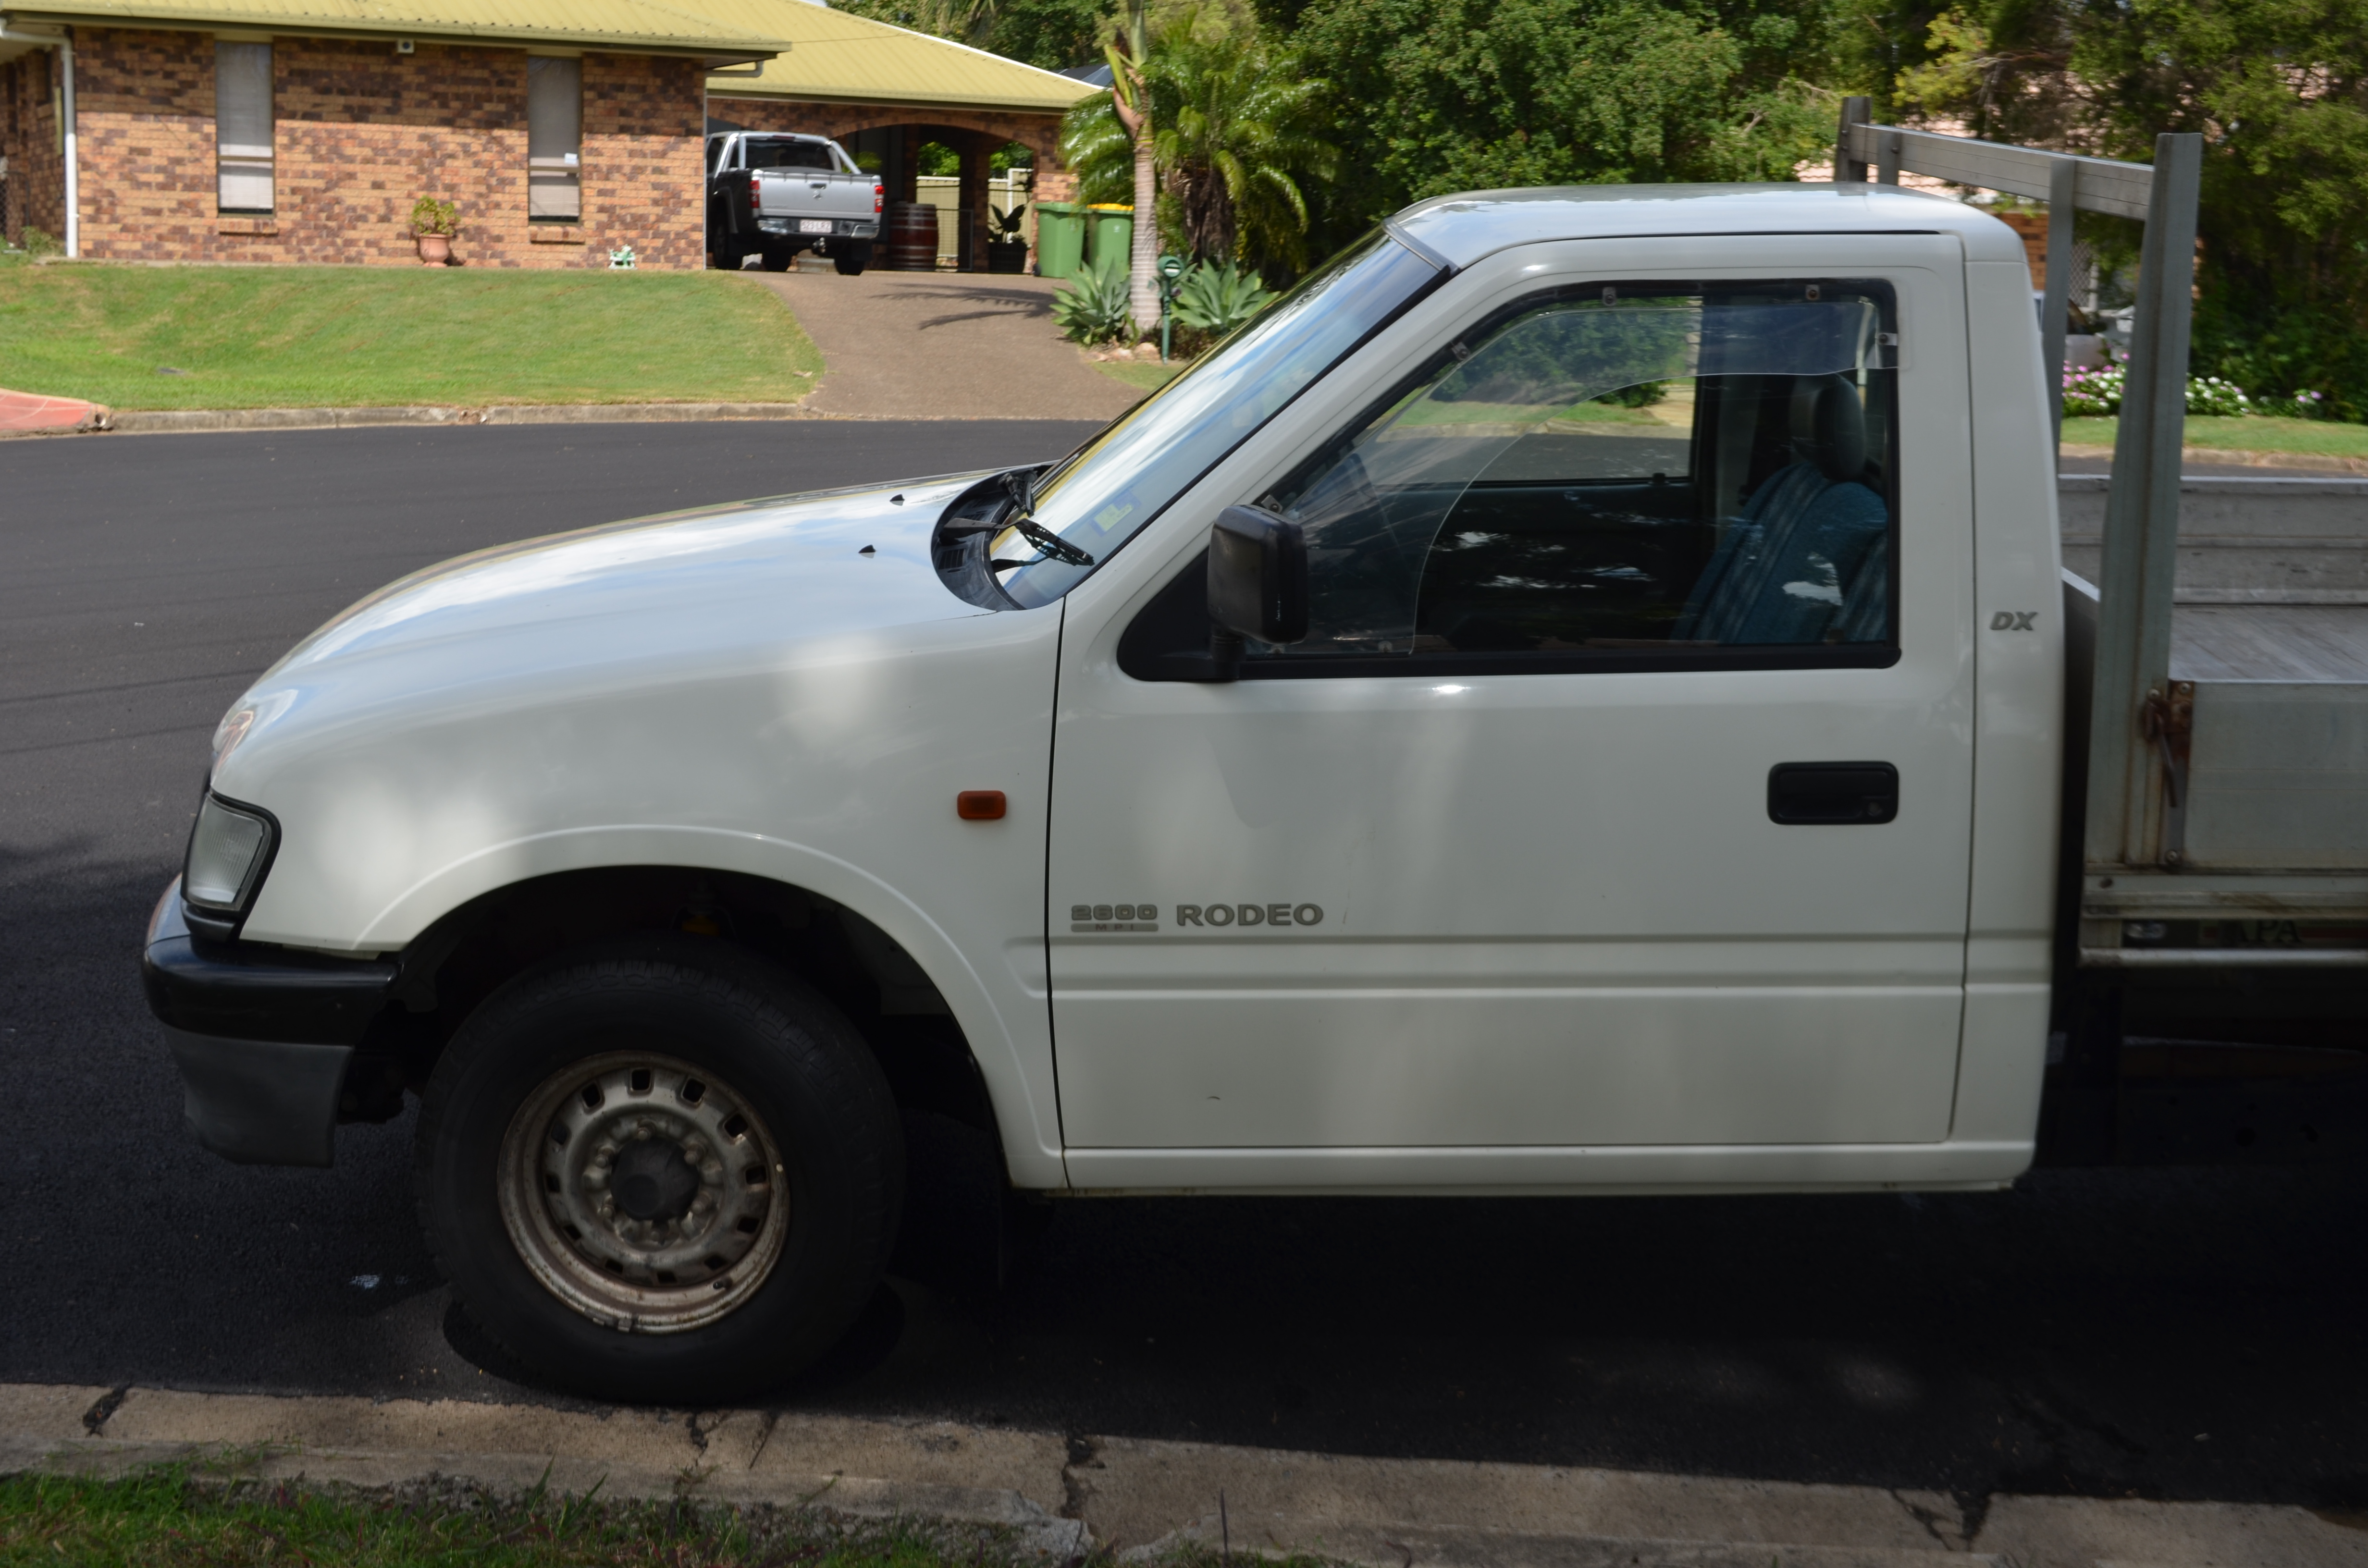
[[0, 1467, 968, 1568], [0, 1465, 1299, 1568], [0, 259, 824, 409], [2062, 414, 2368, 461], [1092, 356, 1186, 392]]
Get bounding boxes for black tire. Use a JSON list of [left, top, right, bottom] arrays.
[[759, 245, 795, 272], [708, 234, 744, 270], [416, 937, 902, 1404], [834, 241, 872, 276]]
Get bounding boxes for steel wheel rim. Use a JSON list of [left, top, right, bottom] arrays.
[[498, 1050, 788, 1334]]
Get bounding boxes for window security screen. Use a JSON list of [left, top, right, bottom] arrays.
[[215, 42, 273, 213], [527, 57, 582, 220]]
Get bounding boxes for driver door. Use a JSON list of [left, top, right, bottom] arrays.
[[1046, 238, 1976, 1169]]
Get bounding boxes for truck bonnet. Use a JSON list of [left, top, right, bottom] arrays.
[[209, 478, 993, 791]]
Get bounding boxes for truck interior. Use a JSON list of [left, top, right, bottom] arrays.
[[1256, 285, 1899, 661]]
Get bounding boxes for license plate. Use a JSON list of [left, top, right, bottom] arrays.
[[799, 220, 832, 234]]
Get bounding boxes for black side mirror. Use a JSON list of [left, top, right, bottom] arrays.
[[1206, 505, 1307, 679]]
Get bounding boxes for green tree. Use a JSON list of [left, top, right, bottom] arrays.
[[1289, 0, 1838, 245], [987, 0, 1107, 68], [1895, 0, 2368, 415], [835, 0, 1106, 71], [1061, 7, 1337, 269]]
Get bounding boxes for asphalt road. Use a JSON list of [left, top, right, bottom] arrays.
[[5, 424, 2366, 1519]]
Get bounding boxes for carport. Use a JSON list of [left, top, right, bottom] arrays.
[[699, 1, 1090, 271]]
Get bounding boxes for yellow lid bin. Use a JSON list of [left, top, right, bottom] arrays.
[[1084, 205, 1134, 275]]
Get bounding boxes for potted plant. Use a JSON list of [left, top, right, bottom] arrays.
[[986, 203, 1029, 274], [410, 196, 459, 265]]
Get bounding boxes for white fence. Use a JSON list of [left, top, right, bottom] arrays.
[[913, 172, 1031, 265]]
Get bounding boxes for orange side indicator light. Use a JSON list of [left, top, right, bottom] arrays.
[[956, 790, 1007, 821]]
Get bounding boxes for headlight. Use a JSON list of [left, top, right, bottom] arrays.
[[184, 794, 277, 913]]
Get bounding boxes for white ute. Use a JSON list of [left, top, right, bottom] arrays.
[[144, 172, 2368, 1401]]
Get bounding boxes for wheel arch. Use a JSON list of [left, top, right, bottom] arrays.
[[358, 832, 1061, 1186]]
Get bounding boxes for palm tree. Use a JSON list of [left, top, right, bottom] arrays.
[[1105, 0, 1159, 335], [1061, 8, 1335, 282]]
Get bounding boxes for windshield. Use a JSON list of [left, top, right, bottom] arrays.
[[989, 230, 1445, 608]]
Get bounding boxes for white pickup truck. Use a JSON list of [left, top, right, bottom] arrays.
[[706, 130, 880, 273], [143, 177, 2367, 1402]]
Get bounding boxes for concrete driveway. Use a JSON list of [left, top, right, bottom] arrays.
[[751, 269, 1141, 422]]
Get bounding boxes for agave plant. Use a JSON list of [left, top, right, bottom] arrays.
[[1052, 252, 1136, 346], [1172, 260, 1273, 341]]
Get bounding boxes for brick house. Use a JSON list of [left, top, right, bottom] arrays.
[[0, 0, 1086, 270]]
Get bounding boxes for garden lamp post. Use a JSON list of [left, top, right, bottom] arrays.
[[1157, 253, 1187, 362]]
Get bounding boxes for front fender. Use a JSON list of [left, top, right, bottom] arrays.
[[361, 825, 1062, 1184]]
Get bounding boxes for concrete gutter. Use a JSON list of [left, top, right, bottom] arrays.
[[4, 1384, 2364, 1568], [0, 386, 108, 432], [0, 402, 1100, 438], [99, 404, 816, 435], [5, 410, 2352, 457], [2060, 442, 2368, 476]]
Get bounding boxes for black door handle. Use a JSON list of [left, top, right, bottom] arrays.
[[1768, 762, 1898, 824]]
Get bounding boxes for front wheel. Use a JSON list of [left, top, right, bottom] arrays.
[[759, 245, 796, 272], [834, 240, 873, 276], [415, 939, 902, 1403]]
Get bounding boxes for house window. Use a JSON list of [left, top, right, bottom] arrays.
[[527, 57, 581, 220], [215, 42, 273, 213]]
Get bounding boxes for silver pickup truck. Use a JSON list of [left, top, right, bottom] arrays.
[[706, 131, 881, 274]]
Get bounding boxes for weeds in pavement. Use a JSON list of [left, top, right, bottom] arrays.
[[0, 1460, 1073, 1568]]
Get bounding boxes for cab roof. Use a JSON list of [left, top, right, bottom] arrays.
[[1389, 184, 2028, 271]]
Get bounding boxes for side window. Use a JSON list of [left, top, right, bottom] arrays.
[[1253, 283, 1897, 668], [527, 57, 582, 222], [214, 42, 273, 214]]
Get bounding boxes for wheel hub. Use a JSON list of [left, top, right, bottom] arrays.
[[497, 1053, 789, 1334], [610, 1137, 700, 1222]]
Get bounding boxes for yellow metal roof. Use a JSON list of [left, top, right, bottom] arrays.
[[2, 0, 792, 56], [702, 2, 1093, 112]]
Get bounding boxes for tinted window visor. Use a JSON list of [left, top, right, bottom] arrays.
[[984, 231, 1445, 609]]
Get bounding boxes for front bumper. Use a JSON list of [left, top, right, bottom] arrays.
[[142, 882, 397, 1166]]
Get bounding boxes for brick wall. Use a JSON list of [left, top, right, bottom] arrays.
[[0, 50, 66, 246], [1996, 212, 2050, 291], [580, 54, 704, 270], [67, 28, 703, 268]]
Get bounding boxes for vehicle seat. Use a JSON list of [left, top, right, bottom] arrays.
[[1673, 376, 1890, 645]]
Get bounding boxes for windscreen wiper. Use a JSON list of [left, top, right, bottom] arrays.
[[1011, 516, 1094, 566], [990, 468, 1094, 568]]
